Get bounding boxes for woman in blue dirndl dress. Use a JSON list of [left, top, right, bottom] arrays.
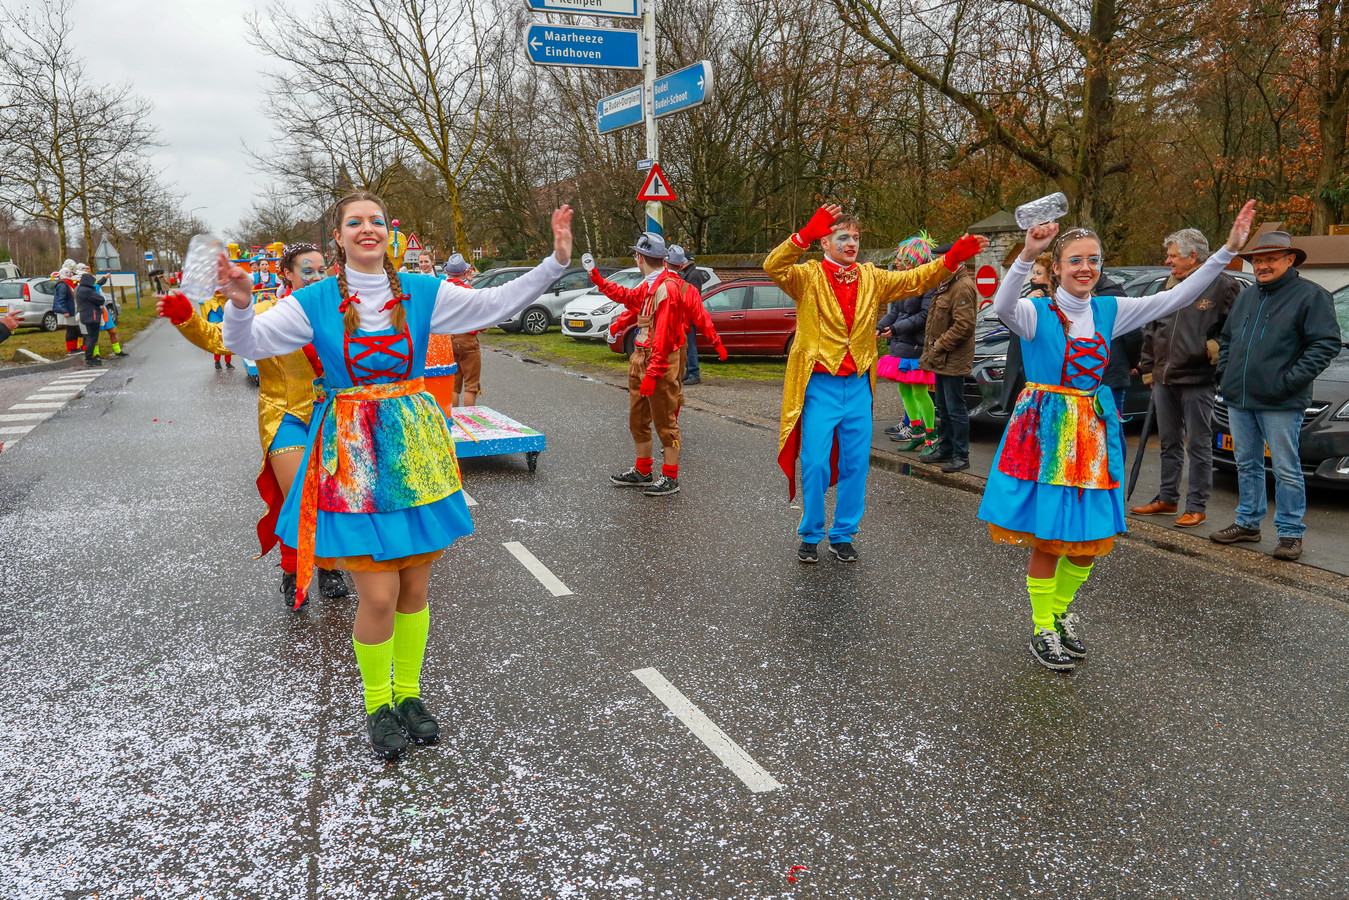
[[220, 191, 575, 759], [978, 202, 1256, 671]]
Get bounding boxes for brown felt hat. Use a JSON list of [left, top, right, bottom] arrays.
[[1238, 230, 1306, 266]]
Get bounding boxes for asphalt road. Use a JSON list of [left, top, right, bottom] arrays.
[[2, 322, 1346, 898]]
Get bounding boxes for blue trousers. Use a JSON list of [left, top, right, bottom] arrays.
[[1228, 406, 1306, 537], [799, 372, 872, 543], [685, 327, 700, 379]]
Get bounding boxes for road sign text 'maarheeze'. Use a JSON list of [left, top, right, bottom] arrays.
[[525, 24, 641, 70]]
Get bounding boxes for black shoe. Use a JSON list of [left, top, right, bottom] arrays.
[[318, 567, 349, 598], [940, 457, 970, 473], [610, 467, 654, 487], [643, 475, 680, 497], [115, 351, 129, 357], [828, 542, 858, 562], [225, 362, 235, 370], [366, 704, 408, 761], [797, 541, 819, 564], [919, 442, 951, 463], [280, 570, 306, 609], [1210, 523, 1262, 544], [1030, 628, 1076, 671], [214, 360, 223, 370], [682, 375, 701, 385], [395, 697, 441, 744], [1054, 613, 1086, 658], [83, 358, 102, 368]]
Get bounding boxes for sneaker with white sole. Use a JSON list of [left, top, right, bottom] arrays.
[[610, 467, 654, 487], [1030, 628, 1076, 671], [643, 475, 680, 497]]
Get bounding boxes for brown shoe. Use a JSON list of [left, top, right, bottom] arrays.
[[1272, 537, 1303, 561], [1210, 523, 1262, 544], [1174, 511, 1206, 528], [1130, 499, 1177, 516]]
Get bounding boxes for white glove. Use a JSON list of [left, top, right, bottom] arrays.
[[581, 253, 595, 272]]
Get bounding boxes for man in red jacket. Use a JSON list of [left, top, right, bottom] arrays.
[[587, 233, 690, 497]]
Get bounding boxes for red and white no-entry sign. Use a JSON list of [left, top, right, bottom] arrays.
[[975, 264, 999, 298]]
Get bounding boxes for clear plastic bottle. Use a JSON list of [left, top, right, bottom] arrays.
[[1014, 192, 1070, 230], [179, 234, 225, 302]]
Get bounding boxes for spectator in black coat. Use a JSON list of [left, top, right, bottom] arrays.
[[75, 271, 105, 367]]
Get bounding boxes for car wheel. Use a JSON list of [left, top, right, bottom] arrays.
[[41, 312, 58, 332], [622, 329, 636, 356], [521, 307, 550, 335]]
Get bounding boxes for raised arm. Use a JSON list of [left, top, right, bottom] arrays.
[[221, 293, 313, 359], [431, 205, 573, 334], [1113, 200, 1256, 337], [992, 259, 1039, 340], [589, 268, 649, 311], [872, 235, 987, 308], [157, 292, 230, 356]]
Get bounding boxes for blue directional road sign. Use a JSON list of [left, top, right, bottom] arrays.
[[526, 0, 639, 18], [525, 24, 642, 71], [654, 61, 714, 119], [596, 86, 644, 135]]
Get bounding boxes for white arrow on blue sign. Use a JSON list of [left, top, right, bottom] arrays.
[[596, 86, 643, 135], [653, 61, 714, 119], [525, 0, 639, 18], [525, 24, 641, 71]]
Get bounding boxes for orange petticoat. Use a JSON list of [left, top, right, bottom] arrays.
[[315, 549, 444, 572], [988, 524, 1116, 557]]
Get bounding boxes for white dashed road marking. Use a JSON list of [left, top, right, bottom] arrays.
[[11, 402, 66, 410], [0, 425, 36, 435], [631, 667, 783, 794], [0, 413, 52, 422], [0, 369, 103, 451], [503, 541, 572, 596]]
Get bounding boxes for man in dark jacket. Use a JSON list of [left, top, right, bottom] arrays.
[[1132, 229, 1240, 527], [670, 246, 709, 385], [75, 270, 105, 367], [1210, 231, 1341, 560], [918, 259, 978, 472]]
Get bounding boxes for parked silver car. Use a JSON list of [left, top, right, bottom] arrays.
[[561, 266, 721, 341], [497, 266, 618, 335], [0, 277, 114, 332]]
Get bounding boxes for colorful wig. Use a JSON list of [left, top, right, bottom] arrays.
[[895, 232, 934, 269]]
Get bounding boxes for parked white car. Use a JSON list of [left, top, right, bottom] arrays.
[[560, 266, 720, 341]]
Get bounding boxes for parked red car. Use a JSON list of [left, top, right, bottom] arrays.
[[608, 277, 797, 356]]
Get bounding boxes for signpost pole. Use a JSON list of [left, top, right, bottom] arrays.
[[641, 0, 661, 236]]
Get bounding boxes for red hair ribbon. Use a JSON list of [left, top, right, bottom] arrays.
[[338, 291, 361, 313], [381, 293, 409, 312]]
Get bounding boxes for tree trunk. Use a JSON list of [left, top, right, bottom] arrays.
[[1310, 0, 1349, 233], [1074, 0, 1119, 229]]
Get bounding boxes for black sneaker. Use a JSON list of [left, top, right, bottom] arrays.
[[940, 457, 970, 473], [395, 697, 441, 744], [225, 361, 235, 370], [829, 542, 858, 562], [318, 567, 350, 598], [1210, 523, 1261, 544], [214, 360, 222, 370], [1053, 613, 1086, 658], [366, 704, 408, 761], [1030, 628, 1076, 671], [115, 351, 129, 357], [643, 475, 680, 497], [280, 571, 306, 609], [610, 467, 653, 487], [798, 541, 819, 564], [84, 358, 102, 368], [682, 375, 701, 385]]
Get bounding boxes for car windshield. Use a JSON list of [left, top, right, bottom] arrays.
[[607, 270, 644, 289]]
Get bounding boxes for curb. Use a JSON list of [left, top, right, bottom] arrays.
[[491, 347, 1349, 606]]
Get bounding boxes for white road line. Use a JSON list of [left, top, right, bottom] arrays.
[[0, 413, 52, 422], [503, 541, 572, 597], [631, 667, 783, 794], [52, 373, 100, 381], [461, 489, 478, 507], [10, 402, 66, 410], [30, 389, 80, 396], [0, 424, 36, 435]]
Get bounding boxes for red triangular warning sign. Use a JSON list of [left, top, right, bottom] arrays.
[[637, 163, 677, 203], [405, 233, 423, 251]]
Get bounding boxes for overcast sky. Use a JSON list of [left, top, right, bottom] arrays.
[[69, 0, 300, 236]]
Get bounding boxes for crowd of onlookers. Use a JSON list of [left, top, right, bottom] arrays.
[[876, 229, 1341, 561]]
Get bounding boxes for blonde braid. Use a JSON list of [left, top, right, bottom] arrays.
[[382, 253, 408, 333]]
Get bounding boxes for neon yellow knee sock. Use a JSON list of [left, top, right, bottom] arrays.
[[1053, 559, 1094, 618], [112, 342, 121, 353], [352, 636, 394, 714], [1027, 576, 1057, 632], [392, 606, 430, 703]]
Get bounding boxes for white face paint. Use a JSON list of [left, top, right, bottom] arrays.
[[821, 227, 860, 266]]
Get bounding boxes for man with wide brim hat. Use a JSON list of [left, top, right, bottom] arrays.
[[585, 231, 692, 497], [1210, 229, 1339, 561], [440, 253, 481, 406]]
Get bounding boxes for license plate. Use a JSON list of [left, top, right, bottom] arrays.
[[1214, 432, 1270, 457], [567, 319, 586, 329]]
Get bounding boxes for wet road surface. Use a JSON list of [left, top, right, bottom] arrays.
[[2, 323, 1346, 898]]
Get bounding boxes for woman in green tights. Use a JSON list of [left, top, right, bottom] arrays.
[[878, 235, 939, 451]]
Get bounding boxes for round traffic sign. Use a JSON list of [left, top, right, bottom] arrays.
[[975, 264, 998, 298]]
